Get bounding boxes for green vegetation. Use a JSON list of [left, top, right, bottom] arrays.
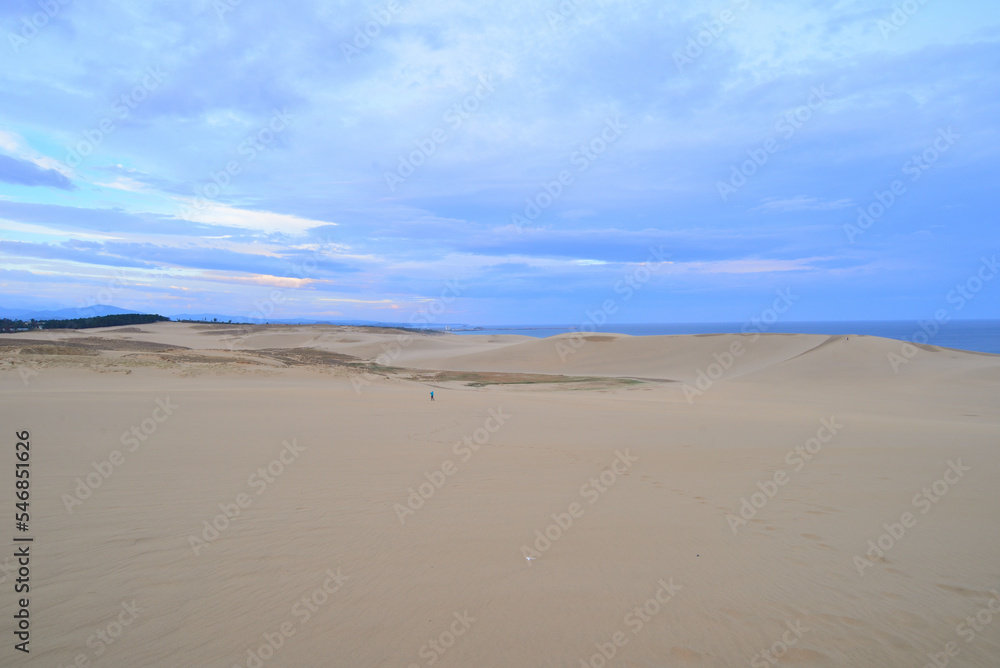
[[0, 314, 168, 333]]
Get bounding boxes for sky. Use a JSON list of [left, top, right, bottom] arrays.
[[1, 0, 999, 326]]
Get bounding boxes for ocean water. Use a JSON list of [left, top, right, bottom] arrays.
[[446, 320, 1000, 355]]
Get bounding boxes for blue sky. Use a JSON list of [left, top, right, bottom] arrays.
[[1, 0, 998, 325]]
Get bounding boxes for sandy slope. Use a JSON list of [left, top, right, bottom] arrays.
[[0, 323, 998, 667]]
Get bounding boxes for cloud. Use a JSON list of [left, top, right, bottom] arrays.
[[0, 153, 75, 190], [0, 239, 152, 269], [676, 258, 818, 275], [0, 237, 362, 278], [173, 198, 339, 234], [197, 273, 319, 289], [1, 1, 998, 322], [0, 200, 249, 237], [454, 226, 781, 264]]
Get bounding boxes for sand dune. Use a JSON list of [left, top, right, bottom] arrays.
[[1, 323, 998, 667]]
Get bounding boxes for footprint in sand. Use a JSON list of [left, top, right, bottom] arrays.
[[936, 583, 983, 598], [639, 475, 664, 489]]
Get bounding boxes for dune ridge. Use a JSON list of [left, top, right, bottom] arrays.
[[1, 322, 998, 667]]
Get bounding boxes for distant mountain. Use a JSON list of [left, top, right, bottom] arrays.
[[0, 305, 139, 320]]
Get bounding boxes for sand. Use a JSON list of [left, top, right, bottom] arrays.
[[1, 322, 998, 667]]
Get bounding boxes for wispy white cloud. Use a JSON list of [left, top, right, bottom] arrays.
[[173, 198, 337, 234]]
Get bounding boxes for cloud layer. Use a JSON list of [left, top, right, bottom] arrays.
[[1, 0, 998, 324]]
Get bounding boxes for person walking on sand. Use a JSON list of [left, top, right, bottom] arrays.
[[430, 390, 434, 401]]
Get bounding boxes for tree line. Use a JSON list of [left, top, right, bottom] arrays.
[[0, 314, 169, 333]]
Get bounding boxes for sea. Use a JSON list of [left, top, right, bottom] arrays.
[[445, 320, 1000, 355]]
